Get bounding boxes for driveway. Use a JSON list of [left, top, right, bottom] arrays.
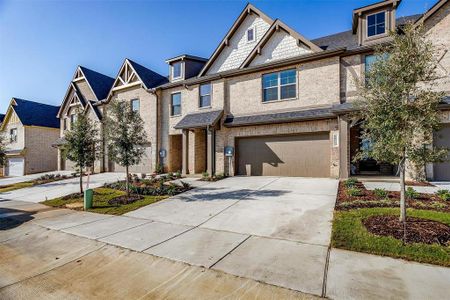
[[0, 172, 125, 203], [122, 176, 338, 295], [0, 171, 73, 186]]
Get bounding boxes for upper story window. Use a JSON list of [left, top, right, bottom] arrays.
[[171, 93, 181, 116], [199, 83, 211, 108], [63, 118, 67, 130], [70, 114, 78, 127], [172, 62, 182, 80], [367, 11, 386, 37], [9, 128, 17, 143], [247, 27, 255, 43], [131, 99, 140, 113], [262, 69, 297, 102]]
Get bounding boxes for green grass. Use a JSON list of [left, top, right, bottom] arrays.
[[42, 187, 168, 215], [0, 181, 34, 193], [332, 207, 450, 267]]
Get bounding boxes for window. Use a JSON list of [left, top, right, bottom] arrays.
[[9, 128, 17, 143], [367, 11, 386, 37], [247, 27, 255, 43], [171, 93, 181, 116], [63, 118, 67, 130], [365, 54, 377, 73], [131, 99, 140, 112], [199, 83, 211, 108], [70, 114, 77, 127], [262, 69, 297, 102], [172, 62, 182, 80]]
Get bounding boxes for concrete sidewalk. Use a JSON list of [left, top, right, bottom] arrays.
[[0, 172, 125, 203], [363, 180, 450, 194], [0, 171, 73, 186]]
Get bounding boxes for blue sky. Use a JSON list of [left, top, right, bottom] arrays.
[[0, 0, 434, 113]]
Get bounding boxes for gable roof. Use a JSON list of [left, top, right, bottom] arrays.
[[127, 59, 168, 89], [414, 0, 449, 24], [352, 0, 402, 33], [5, 98, 60, 129], [311, 14, 422, 51], [198, 3, 274, 77], [240, 19, 322, 68], [79, 66, 115, 101]]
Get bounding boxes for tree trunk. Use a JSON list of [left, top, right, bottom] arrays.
[[126, 165, 130, 198], [399, 157, 407, 244], [79, 167, 84, 194]]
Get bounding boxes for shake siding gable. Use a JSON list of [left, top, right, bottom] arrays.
[[249, 30, 313, 67], [207, 14, 271, 74]]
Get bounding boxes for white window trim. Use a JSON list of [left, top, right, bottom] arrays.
[[247, 26, 256, 43], [131, 98, 140, 112], [170, 92, 182, 117], [171, 62, 183, 81], [9, 128, 17, 143], [199, 83, 212, 108], [366, 11, 386, 38], [262, 69, 298, 103]]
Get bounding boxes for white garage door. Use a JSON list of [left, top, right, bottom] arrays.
[[6, 157, 25, 177]]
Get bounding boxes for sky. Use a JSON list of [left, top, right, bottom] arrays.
[[0, 0, 436, 113]]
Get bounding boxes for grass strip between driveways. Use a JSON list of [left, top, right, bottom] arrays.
[[0, 181, 35, 193], [42, 187, 167, 215], [332, 207, 450, 267]]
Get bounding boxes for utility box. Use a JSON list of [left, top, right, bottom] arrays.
[[84, 189, 93, 210]]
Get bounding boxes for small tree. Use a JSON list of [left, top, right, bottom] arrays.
[[64, 113, 99, 194], [355, 24, 447, 227], [106, 100, 147, 197]]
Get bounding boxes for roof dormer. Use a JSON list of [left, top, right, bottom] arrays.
[[352, 0, 401, 46], [165, 55, 208, 82]]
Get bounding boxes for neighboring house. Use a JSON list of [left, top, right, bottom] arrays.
[[55, 66, 114, 173], [0, 98, 60, 176], [154, 0, 450, 180], [104, 58, 168, 173]]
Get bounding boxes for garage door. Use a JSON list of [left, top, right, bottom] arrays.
[[236, 133, 330, 177], [6, 157, 25, 177], [434, 125, 450, 181]]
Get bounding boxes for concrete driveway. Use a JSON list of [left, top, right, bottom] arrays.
[[0, 172, 125, 203], [122, 176, 338, 295]]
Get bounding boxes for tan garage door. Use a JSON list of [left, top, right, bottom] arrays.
[[236, 133, 330, 177], [434, 125, 450, 181]]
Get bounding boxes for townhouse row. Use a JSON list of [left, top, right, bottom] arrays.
[[2, 0, 450, 180]]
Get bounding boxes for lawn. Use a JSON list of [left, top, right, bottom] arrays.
[[332, 207, 450, 267], [42, 187, 168, 215], [0, 181, 34, 193]]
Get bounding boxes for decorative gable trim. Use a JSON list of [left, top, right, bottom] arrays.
[[240, 19, 323, 68], [197, 3, 274, 77], [0, 99, 22, 131], [57, 82, 86, 118], [414, 0, 449, 25], [106, 59, 145, 101]]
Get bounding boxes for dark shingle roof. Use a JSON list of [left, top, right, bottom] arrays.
[[0, 114, 5, 124], [312, 14, 422, 50], [128, 59, 169, 89], [224, 107, 335, 127], [174, 110, 223, 129], [79, 66, 115, 100], [12, 98, 60, 128]]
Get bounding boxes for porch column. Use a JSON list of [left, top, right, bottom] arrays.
[[182, 129, 189, 176], [206, 127, 215, 176], [338, 116, 350, 179]]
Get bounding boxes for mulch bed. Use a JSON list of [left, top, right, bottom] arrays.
[[405, 181, 435, 187], [363, 215, 450, 246], [337, 181, 450, 212], [108, 195, 143, 205]]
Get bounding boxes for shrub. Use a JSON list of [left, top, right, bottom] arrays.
[[406, 187, 419, 199], [344, 178, 358, 188], [430, 201, 447, 210], [180, 181, 191, 189], [175, 170, 182, 178], [373, 188, 388, 199], [346, 187, 363, 197], [202, 172, 209, 179], [141, 173, 147, 179], [155, 164, 164, 174], [436, 189, 450, 201]]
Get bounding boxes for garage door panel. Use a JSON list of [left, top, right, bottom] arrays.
[[6, 157, 25, 177], [434, 125, 450, 181], [236, 133, 330, 177]]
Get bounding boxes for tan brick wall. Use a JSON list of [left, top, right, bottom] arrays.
[[107, 85, 158, 173], [228, 57, 340, 116], [340, 54, 363, 103], [24, 126, 59, 174]]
